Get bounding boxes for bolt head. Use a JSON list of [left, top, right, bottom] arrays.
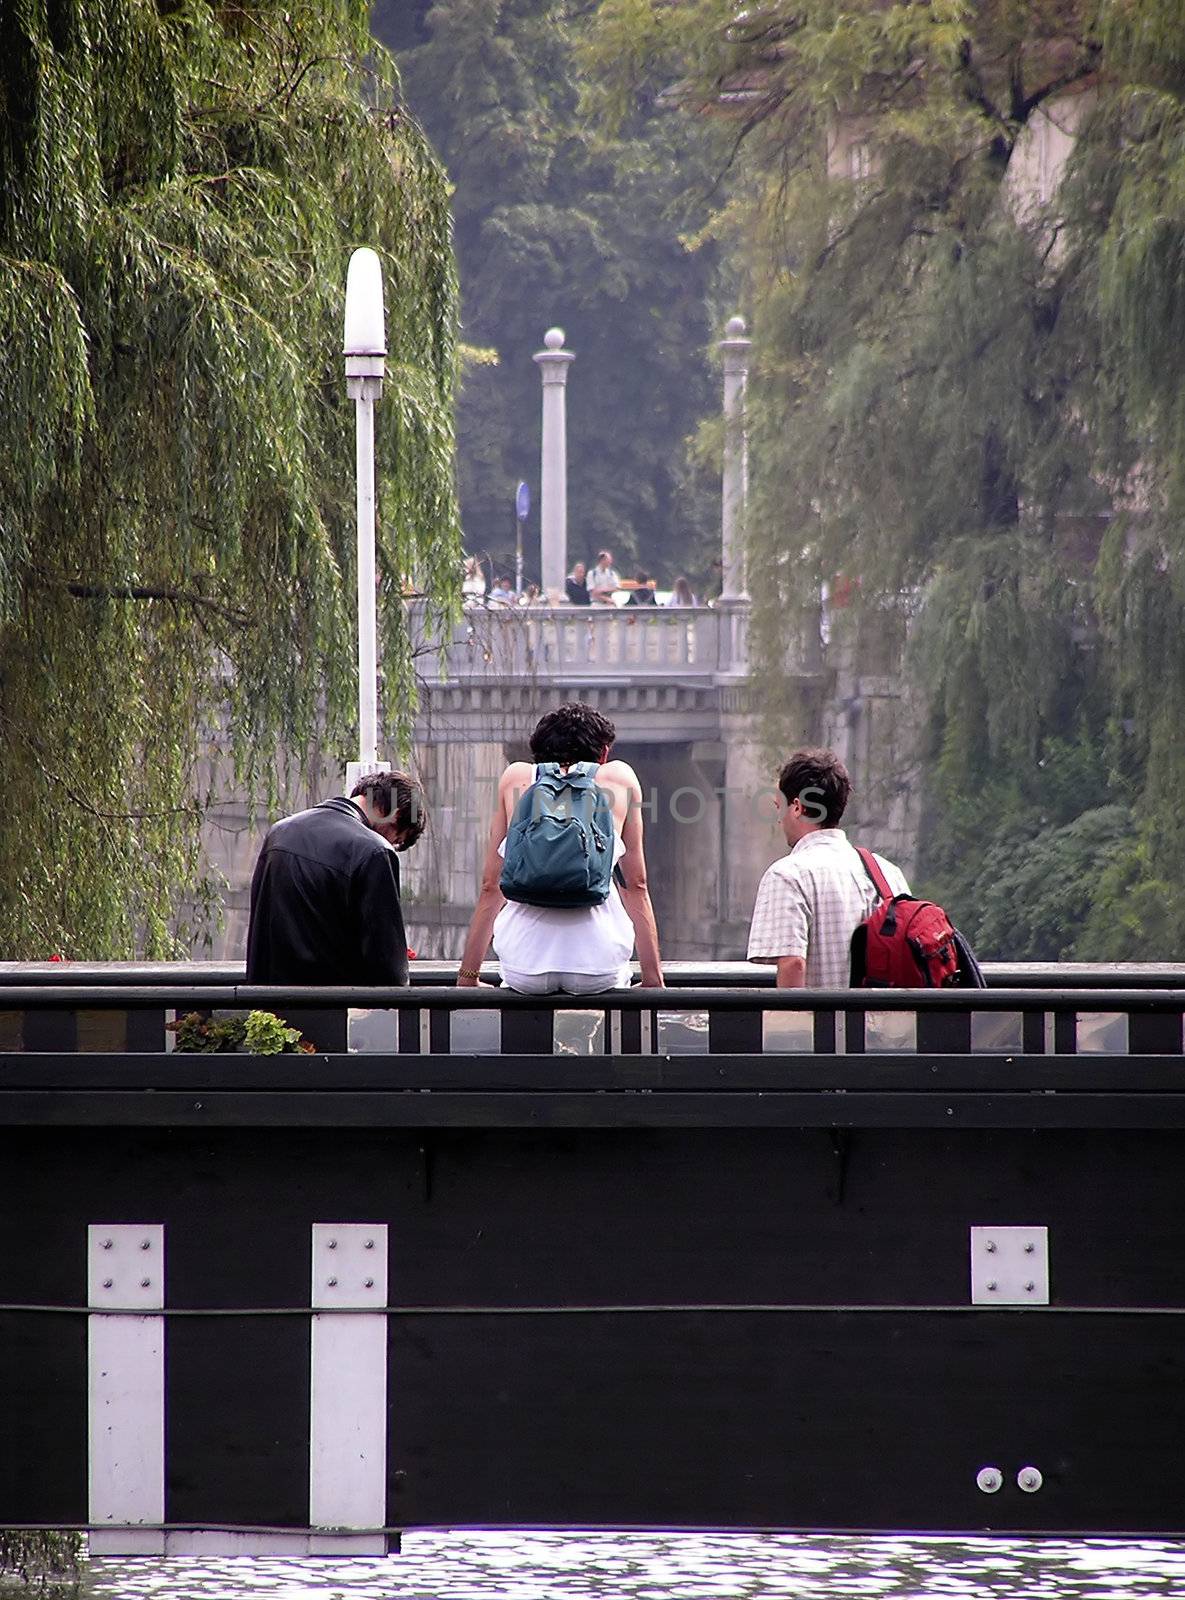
[[140, 1278, 151, 1289], [985, 1241, 997, 1253], [976, 1466, 1003, 1494], [327, 1277, 338, 1288], [1025, 1242, 1036, 1253], [141, 1240, 151, 1250], [328, 1239, 338, 1250], [986, 1281, 998, 1292], [364, 1239, 375, 1250], [364, 1278, 374, 1289], [1025, 1281, 1036, 1292], [102, 1239, 113, 1250], [102, 1278, 113, 1289]]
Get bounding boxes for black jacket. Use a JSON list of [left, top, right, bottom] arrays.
[[245, 797, 408, 985]]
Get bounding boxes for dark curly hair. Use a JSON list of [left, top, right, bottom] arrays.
[[777, 748, 851, 828], [350, 769, 427, 848], [529, 702, 616, 764]]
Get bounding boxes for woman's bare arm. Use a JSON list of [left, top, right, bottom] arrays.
[[612, 763, 664, 987], [456, 765, 528, 985]]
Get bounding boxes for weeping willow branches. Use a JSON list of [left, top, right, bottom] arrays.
[[586, 0, 1185, 956], [0, 0, 460, 957]]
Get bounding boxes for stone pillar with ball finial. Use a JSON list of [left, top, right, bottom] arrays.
[[718, 315, 752, 603], [533, 327, 575, 602]]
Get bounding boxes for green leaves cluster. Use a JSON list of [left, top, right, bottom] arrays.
[[379, 0, 721, 585], [168, 1008, 314, 1053], [586, 0, 1185, 959], [0, 0, 460, 959]]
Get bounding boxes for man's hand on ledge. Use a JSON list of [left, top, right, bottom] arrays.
[[639, 969, 665, 988]]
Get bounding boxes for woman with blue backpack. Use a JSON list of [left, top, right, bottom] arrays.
[[456, 702, 665, 993]]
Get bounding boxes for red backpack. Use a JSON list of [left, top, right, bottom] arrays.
[[849, 847, 962, 988]]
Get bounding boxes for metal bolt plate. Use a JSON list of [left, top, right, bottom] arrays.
[[970, 1226, 1049, 1305], [88, 1226, 164, 1310], [311, 1224, 387, 1309]]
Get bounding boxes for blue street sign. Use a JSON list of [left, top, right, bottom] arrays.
[[515, 481, 530, 521]]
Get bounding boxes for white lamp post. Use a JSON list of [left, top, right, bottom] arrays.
[[344, 247, 390, 791]]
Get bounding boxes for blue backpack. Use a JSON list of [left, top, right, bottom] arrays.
[[499, 762, 614, 908]]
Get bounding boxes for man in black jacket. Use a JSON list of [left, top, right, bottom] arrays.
[[245, 770, 426, 984]]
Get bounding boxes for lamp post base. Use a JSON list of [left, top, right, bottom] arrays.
[[345, 760, 391, 792]]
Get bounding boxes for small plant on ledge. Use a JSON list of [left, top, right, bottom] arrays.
[[167, 1010, 316, 1054]]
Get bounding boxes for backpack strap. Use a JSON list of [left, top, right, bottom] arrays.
[[855, 845, 894, 903]]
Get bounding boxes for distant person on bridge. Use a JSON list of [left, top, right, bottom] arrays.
[[461, 556, 486, 605], [666, 576, 699, 607], [457, 701, 664, 993], [747, 748, 908, 988], [625, 571, 657, 606], [588, 550, 621, 604], [565, 561, 591, 605], [245, 771, 426, 985]]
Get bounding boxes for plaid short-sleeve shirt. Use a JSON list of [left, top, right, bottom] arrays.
[[747, 829, 910, 988]]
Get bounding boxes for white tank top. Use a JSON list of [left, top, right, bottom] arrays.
[[492, 773, 634, 976]]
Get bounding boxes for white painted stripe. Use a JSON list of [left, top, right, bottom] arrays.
[[87, 1225, 165, 1555], [309, 1224, 389, 1533]]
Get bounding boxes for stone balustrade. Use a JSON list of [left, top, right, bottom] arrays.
[[409, 599, 822, 685]]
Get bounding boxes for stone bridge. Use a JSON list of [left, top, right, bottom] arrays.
[[401, 600, 816, 962], [400, 597, 915, 963]]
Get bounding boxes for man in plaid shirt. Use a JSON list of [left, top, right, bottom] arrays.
[[748, 749, 909, 988]]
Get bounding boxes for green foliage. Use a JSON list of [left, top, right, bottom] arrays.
[[0, 0, 461, 959], [242, 1008, 310, 1054], [168, 1008, 313, 1052], [377, 0, 720, 585], [168, 1011, 247, 1052], [586, 0, 1185, 958]]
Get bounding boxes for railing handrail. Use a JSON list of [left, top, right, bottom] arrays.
[[3, 960, 1185, 990], [3, 982, 1185, 1010]]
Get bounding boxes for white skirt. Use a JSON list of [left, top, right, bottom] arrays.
[[493, 889, 635, 978]]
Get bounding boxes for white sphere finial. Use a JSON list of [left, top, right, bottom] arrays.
[[725, 314, 747, 338], [544, 327, 565, 350]]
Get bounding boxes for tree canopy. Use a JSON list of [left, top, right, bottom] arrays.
[[585, 0, 1185, 958], [376, 0, 722, 587], [0, 0, 460, 957]]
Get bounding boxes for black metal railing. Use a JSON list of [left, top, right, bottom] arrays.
[[0, 968, 1183, 1058]]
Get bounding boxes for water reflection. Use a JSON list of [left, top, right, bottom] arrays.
[[84, 1531, 1185, 1599]]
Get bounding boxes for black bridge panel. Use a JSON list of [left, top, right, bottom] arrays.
[[0, 1310, 86, 1523], [4, 1058, 1185, 1537], [389, 1310, 1185, 1533]]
